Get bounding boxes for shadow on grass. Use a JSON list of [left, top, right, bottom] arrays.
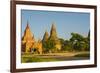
[[21, 57, 59, 63], [74, 53, 90, 57]]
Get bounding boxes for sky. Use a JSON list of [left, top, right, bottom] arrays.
[[21, 9, 90, 40]]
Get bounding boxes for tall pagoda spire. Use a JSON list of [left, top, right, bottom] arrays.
[[22, 21, 35, 52], [42, 30, 49, 42], [49, 22, 58, 40], [49, 22, 61, 50], [51, 22, 56, 30], [26, 21, 30, 29], [23, 21, 34, 39]]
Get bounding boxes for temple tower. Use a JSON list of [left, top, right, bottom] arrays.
[[22, 22, 35, 53]]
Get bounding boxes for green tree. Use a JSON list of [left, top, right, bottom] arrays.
[[62, 40, 73, 51], [43, 39, 56, 53], [70, 32, 89, 51]]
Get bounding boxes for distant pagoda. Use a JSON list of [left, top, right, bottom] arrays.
[[42, 22, 62, 50], [49, 23, 61, 50]]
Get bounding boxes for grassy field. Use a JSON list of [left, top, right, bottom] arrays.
[[21, 51, 90, 63]]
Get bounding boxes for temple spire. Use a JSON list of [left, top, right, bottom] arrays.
[[42, 30, 49, 42], [51, 22, 56, 30], [26, 21, 30, 29], [49, 22, 58, 40]]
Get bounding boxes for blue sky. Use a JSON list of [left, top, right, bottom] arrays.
[[21, 10, 90, 40]]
